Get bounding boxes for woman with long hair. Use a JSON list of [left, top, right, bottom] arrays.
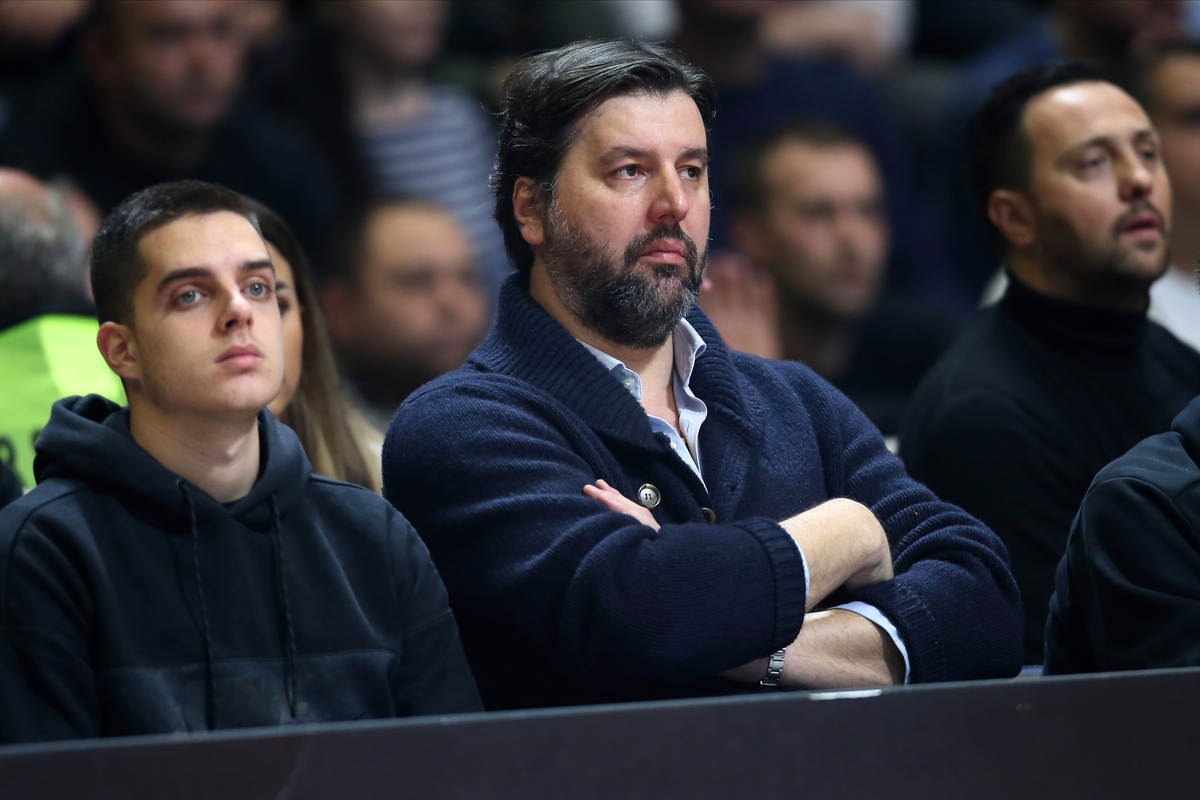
[[246, 197, 383, 493]]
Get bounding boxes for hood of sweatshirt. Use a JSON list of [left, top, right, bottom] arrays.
[[30, 394, 314, 729], [33, 394, 310, 527]]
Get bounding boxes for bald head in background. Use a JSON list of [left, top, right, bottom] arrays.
[[0, 168, 123, 492], [0, 168, 89, 322]]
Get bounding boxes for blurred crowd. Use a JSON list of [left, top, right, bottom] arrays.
[[6, 0, 1200, 439]]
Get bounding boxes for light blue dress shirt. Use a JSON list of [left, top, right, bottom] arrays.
[[579, 319, 911, 683]]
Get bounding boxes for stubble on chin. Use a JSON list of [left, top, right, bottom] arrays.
[[1038, 208, 1169, 293]]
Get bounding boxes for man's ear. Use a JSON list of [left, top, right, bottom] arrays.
[[97, 321, 141, 384], [512, 177, 545, 248], [987, 189, 1037, 250]]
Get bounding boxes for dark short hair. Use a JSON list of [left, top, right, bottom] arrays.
[[966, 61, 1107, 254], [492, 40, 716, 274], [729, 120, 869, 216], [90, 180, 260, 326]]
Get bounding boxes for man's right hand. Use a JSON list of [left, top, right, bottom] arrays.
[[778, 498, 892, 610]]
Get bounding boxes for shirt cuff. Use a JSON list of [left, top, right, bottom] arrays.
[[793, 540, 810, 605], [835, 601, 911, 684]]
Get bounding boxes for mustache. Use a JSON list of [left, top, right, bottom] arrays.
[[1112, 200, 1166, 238], [622, 226, 701, 270]]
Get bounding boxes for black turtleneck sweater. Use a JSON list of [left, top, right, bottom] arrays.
[[899, 275, 1200, 664]]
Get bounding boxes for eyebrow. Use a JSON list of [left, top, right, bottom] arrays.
[[156, 259, 275, 293], [1070, 127, 1159, 152], [600, 146, 710, 164]]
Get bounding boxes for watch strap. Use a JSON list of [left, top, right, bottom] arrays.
[[759, 648, 786, 687]]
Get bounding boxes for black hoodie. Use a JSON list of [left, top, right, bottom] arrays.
[[0, 395, 481, 743], [1046, 394, 1200, 674]]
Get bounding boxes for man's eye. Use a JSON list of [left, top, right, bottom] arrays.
[[247, 281, 269, 298], [681, 166, 702, 179], [177, 289, 199, 305], [617, 165, 639, 178]]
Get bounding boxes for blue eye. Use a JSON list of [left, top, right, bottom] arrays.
[[178, 290, 199, 305], [247, 282, 268, 298]]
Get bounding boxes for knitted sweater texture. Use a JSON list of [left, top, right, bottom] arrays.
[[384, 275, 1022, 709]]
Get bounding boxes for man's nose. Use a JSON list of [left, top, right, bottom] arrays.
[[221, 289, 254, 331], [1120, 151, 1155, 201], [649, 170, 689, 225]]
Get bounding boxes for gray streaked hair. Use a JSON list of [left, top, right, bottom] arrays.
[[0, 183, 87, 319]]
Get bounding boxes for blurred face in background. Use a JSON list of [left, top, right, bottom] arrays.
[[1148, 53, 1200, 240], [335, 0, 445, 73], [1058, 0, 1183, 57], [326, 204, 486, 384], [266, 242, 302, 418], [86, 0, 247, 135], [1017, 81, 1171, 289], [735, 139, 889, 321]]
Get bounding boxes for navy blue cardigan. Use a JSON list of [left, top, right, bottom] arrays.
[[384, 275, 1022, 709]]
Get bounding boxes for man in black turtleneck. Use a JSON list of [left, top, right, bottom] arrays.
[[900, 62, 1200, 666]]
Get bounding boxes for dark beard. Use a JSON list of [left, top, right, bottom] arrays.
[[542, 203, 706, 349]]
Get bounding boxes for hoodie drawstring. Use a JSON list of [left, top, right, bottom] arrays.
[[179, 480, 217, 732], [270, 494, 298, 719]]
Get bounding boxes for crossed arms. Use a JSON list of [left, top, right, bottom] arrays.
[[587, 481, 904, 688], [385, 369, 1022, 703]]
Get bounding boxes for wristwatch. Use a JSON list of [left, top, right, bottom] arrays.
[[759, 648, 786, 687]]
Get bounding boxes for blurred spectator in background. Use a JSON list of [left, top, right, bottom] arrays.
[[912, 0, 1046, 63], [0, 0, 336, 260], [323, 200, 487, 431], [759, 0, 916, 78], [901, 64, 1200, 665], [703, 121, 957, 437], [0, 0, 89, 134], [1141, 42, 1200, 351], [675, 0, 966, 313], [0, 168, 124, 491], [256, 0, 509, 296], [245, 196, 384, 493], [438, 0, 679, 103], [949, 0, 1188, 299]]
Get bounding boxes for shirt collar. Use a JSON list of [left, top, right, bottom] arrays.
[[577, 318, 707, 401]]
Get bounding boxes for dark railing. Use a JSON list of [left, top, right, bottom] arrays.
[[2, 667, 1197, 799]]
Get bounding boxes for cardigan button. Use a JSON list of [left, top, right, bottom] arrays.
[[700, 507, 716, 524], [637, 484, 661, 509]]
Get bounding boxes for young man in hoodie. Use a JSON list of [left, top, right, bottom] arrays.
[[0, 180, 481, 743]]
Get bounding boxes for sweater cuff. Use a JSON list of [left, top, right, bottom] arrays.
[[737, 517, 808, 650], [848, 578, 944, 682]]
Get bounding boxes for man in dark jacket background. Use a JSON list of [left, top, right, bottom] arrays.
[[1046, 393, 1200, 673], [384, 41, 1022, 711], [900, 62, 1200, 666], [0, 180, 480, 744]]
